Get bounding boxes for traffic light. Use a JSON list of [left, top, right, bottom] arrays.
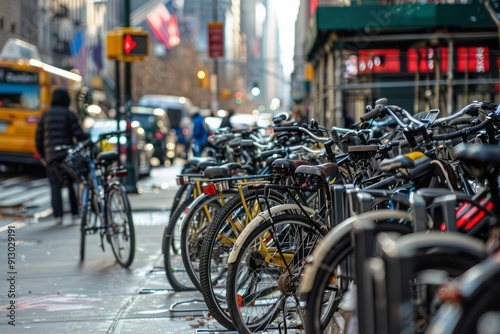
[[251, 81, 260, 96], [234, 91, 243, 105], [106, 28, 150, 62], [197, 70, 210, 89]]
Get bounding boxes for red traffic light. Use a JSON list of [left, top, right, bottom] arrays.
[[234, 91, 243, 99]]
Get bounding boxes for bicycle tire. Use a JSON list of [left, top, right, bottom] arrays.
[[107, 183, 135, 268], [80, 186, 99, 261], [169, 183, 190, 221], [199, 188, 289, 330], [170, 185, 194, 254], [226, 214, 327, 333], [80, 188, 89, 262], [162, 197, 196, 291], [303, 222, 412, 333], [180, 193, 233, 291], [428, 258, 500, 334]]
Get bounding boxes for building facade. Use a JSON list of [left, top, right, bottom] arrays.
[[0, 0, 38, 53], [296, 0, 500, 128]]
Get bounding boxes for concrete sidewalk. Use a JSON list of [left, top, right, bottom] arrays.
[[129, 164, 183, 212]]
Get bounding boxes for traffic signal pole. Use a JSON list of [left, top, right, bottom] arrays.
[[106, 0, 149, 194], [123, 0, 138, 193]]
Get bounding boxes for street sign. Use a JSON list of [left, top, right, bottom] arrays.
[[208, 22, 224, 58]]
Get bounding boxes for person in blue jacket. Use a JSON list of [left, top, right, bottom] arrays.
[[191, 107, 210, 157]]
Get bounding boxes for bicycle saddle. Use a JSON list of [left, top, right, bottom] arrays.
[[204, 162, 240, 179], [271, 159, 309, 176], [95, 151, 119, 164], [186, 157, 215, 171], [295, 162, 340, 184]]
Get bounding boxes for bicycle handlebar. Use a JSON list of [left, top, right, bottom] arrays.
[[273, 126, 330, 143], [434, 102, 482, 124], [288, 145, 325, 155], [387, 105, 424, 127], [360, 105, 384, 122], [97, 130, 127, 141], [432, 117, 492, 141]]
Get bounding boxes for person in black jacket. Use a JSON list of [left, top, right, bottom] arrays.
[[35, 89, 88, 225]]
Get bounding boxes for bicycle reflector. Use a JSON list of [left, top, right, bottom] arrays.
[[203, 183, 217, 196], [114, 169, 128, 178], [176, 176, 184, 186], [456, 198, 493, 232]]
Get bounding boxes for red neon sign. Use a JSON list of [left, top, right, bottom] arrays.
[[457, 47, 489, 73], [358, 49, 401, 74]]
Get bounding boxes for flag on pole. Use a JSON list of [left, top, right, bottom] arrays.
[[69, 29, 88, 82], [92, 41, 103, 72], [146, 1, 180, 49]]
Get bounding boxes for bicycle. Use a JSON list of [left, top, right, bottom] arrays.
[[297, 103, 500, 333], [62, 130, 135, 268]]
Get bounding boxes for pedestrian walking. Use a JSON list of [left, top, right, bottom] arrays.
[[35, 89, 88, 225], [220, 108, 234, 129], [191, 107, 210, 156]]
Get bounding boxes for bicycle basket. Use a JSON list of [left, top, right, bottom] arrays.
[[63, 150, 90, 180]]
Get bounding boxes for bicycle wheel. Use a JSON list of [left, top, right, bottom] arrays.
[[180, 192, 234, 291], [107, 183, 135, 268], [199, 188, 290, 330], [427, 257, 500, 334], [169, 183, 191, 221], [162, 197, 196, 291], [226, 214, 327, 333], [302, 222, 412, 333], [80, 186, 99, 261], [170, 185, 194, 254]]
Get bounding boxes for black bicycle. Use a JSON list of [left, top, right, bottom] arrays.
[[63, 131, 135, 268]]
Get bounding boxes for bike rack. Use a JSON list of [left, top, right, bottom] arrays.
[[168, 298, 207, 314]]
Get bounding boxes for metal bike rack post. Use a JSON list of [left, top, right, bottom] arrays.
[[434, 194, 457, 231], [169, 299, 207, 314], [410, 192, 427, 233], [353, 218, 378, 334], [330, 184, 346, 227], [357, 192, 373, 214]]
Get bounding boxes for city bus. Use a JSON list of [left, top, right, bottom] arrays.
[[0, 58, 84, 166]]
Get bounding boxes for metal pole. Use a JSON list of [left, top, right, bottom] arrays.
[[124, 0, 138, 193], [115, 60, 121, 156], [212, 0, 219, 112], [446, 40, 454, 116]]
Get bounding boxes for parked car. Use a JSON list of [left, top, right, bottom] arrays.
[[137, 95, 193, 160], [130, 106, 176, 165], [88, 119, 154, 179]]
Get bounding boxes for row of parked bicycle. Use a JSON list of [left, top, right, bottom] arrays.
[[162, 98, 500, 334]]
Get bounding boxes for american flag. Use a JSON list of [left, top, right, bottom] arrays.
[[146, 2, 180, 49], [69, 29, 88, 83]]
